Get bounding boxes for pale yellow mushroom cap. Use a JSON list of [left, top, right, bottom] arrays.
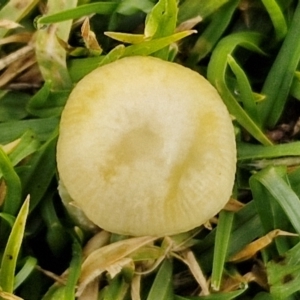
[[57, 56, 236, 236]]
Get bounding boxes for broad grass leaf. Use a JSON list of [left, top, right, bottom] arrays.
[[145, 0, 177, 38], [0, 91, 29, 121], [0, 117, 59, 144], [19, 130, 58, 212], [146, 259, 173, 300], [27, 81, 70, 118], [68, 56, 105, 82]]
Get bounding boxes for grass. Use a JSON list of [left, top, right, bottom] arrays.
[[1, 0, 300, 299]]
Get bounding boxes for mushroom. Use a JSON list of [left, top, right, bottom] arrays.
[[56, 56, 236, 237]]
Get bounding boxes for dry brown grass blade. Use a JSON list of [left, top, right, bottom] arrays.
[[77, 236, 158, 297], [0, 45, 34, 71], [224, 198, 245, 212], [0, 139, 21, 154], [0, 20, 22, 30], [229, 229, 299, 262], [0, 289, 23, 300], [131, 273, 142, 300], [35, 265, 66, 285], [216, 262, 267, 293], [174, 250, 210, 296], [82, 230, 111, 259], [0, 52, 36, 87], [77, 279, 99, 300], [8, 63, 43, 90], [81, 18, 102, 54], [0, 32, 32, 45]]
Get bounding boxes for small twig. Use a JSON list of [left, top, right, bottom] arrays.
[[35, 265, 67, 285]]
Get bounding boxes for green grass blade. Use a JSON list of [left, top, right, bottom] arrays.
[[145, 0, 177, 38], [0, 117, 59, 144], [100, 275, 129, 300], [13, 256, 37, 290], [187, 0, 239, 64], [0, 91, 30, 122], [250, 166, 294, 255], [64, 237, 82, 300], [251, 166, 300, 235], [144, 0, 178, 60], [178, 0, 228, 23], [20, 130, 58, 212], [194, 202, 263, 273], [290, 71, 300, 100], [0, 213, 15, 227], [8, 130, 41, 166], [68, 56, 105, 82], [116, 0, 153, 15], [41, 285, 66, 300], [288, 167, 300, 196], [259, 1, 300, 128], [99, 45, 126, 67], [146, 259, 173, 300], [38, 2, 118, 24], [124, 30, 195, 57], [261, 0, 288, 41], [237, 141, 300, 161], [227, 54, 260, 126], [0, 148, 22, 216], [101, 30, 195, 67], [211, 211, 234, 291], [207, 32, 272, 145], [40, 192, 70, 256], [27, 81, 70, 118], [0, 197, 29, 294], [252, 292, 274, 300]]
